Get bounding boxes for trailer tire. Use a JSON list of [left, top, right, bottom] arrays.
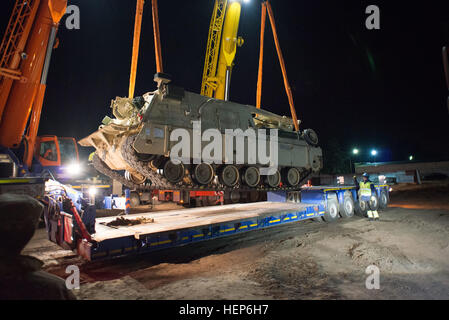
[[369, 194, 380, 211], [340, 195, 355, 218], [129, 192, 141, 207], [204, 196, 217, 206], [379, 190, 389, 209], [230, 190, 241, 204], [323, 199, 339, 222], [355, 200, 368, 217]]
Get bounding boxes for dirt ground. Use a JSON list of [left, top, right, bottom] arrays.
[[23, 182, 449, 300]]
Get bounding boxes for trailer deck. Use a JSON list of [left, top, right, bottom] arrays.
[[48, 185, 389, 261], [79, 201, 323, 261]]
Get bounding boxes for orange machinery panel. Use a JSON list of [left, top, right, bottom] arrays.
[[0, 0, 66, 149]]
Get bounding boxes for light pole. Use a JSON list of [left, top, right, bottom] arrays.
[[349, 148, 359, 173]]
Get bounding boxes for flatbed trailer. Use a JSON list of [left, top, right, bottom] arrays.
[[45, 184, 389, 261], [82, 201, 323, 261]]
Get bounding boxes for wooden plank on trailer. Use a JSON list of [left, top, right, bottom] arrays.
[[93, 202, 312, 242]]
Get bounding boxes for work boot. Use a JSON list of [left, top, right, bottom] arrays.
[[373, 210, 380, 221]]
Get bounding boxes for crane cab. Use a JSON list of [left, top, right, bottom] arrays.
[[34, 136, 81, 180]]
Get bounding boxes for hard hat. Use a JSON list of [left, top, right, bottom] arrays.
[[362, 172, 369, 178]]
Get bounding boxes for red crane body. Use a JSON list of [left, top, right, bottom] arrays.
[[0, 0, 67, 169]]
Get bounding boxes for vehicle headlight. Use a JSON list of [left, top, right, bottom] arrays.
[[66, 163, 82, 176], [88, 187, 97, 196]]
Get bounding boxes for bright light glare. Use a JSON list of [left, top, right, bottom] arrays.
[[353, 149, 359, 155], [409, 155, 414, 161], [66, 163, 82, 176], [371, 150, 378, 156], [243, 0, 250, 3], [88, 187, 97, 196]]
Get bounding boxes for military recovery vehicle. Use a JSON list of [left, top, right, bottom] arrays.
[[79, 78, 322, 192]]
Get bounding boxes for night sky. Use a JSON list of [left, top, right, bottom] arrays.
[[1, 0, 449, 163]]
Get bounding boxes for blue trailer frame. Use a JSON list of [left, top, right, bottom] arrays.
[[300, 184, 389, 207], [75, 202, 325, 261]]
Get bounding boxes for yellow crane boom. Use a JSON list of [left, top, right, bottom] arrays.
[[201, 0, 243, 100], [201, 0, 228, 98]]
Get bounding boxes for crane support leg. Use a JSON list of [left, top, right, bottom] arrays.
[[129, 0, 144, 99], [265, 1, 299, 131], [152, 0, 163, 73], [256, 2, 266, 109]]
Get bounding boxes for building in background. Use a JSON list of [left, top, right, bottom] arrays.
[[355, 161, 449, 184]]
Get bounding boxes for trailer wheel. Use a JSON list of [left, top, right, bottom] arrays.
[[248, 191, 260, 203], [323, 199, 339, 222], [203, 196, 217, 206], [340, 195, 355, 218], [369, 194, 380, 211], [230, 190, 241, 204], [379, 190, 389, 209], [129, 192, 141, 207], [355, 200, 368, 217]]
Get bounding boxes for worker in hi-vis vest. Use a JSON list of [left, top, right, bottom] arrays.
[[354, 173, 379, 221]]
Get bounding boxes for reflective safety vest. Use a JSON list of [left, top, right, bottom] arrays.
[[360, 181, 372, 197]]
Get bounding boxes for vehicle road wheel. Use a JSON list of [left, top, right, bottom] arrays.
[[150, 156, 165, 170], [266, 169, 281, 188], [379, 190, 389, 209], [129, 192, 141, 207], [242, 167, 260, 188], [125, 170, 146, 185], [340, 195, 355, 218], [303, 129, 319, 147], [219, 165, 239, 187], [355, 200, 368, 217], [163, 160, 185, 183], [136, 153, 156, 162], [283, 167, 301, 187], [194, 163, 214, 185], [323, 199, 339, 222]]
